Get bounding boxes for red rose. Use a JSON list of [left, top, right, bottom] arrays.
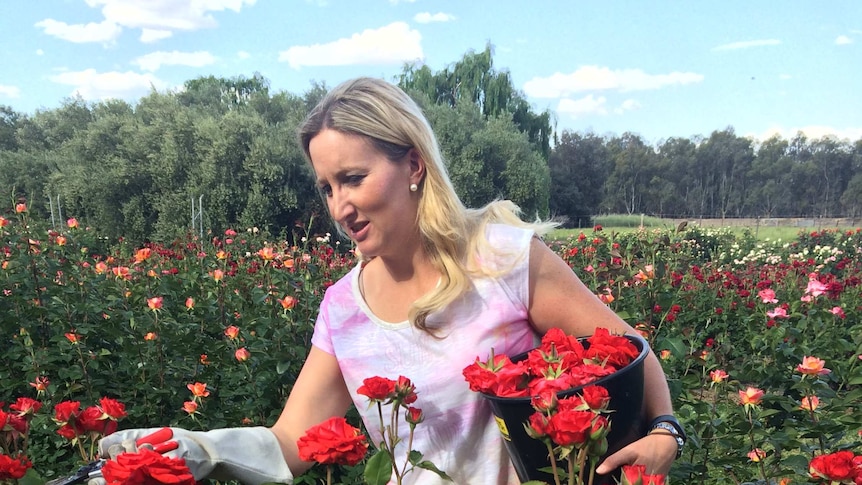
[[356, 376, 396, 401], [462, 360, 499, 394], [586, 328, 639, 369], [528, 373, 579, 397], [0, 453, 33, 480], [57, 423, 78, 440], [405, 407, 424, 426], [78, 406, 107, 433], [547, 409, 594, 447], [530, 391, 559, 414], [53, 401, 81, 424], [568, 362, 615, 387], [395, 376, 417, 404], [810, 450, 856, 481], [540, 328, 585, 355], [621, 464, 666, 485], [99, 397, 127, 420], [297, 417, 369, 466], [556, 395, 586, 413], [8, 414, 28, 435], [581, 385, 610, 412], [102, 448, 195, 485], [463, 354, 528, 396], [9, 397, 42, 416], [526, 412, 551, 439]]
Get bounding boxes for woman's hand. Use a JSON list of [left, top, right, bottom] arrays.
[[595, 432, 678, 477]]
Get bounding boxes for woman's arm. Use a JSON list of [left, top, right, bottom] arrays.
[[271, 345, 354, 475], [526, 238, 678, 474]]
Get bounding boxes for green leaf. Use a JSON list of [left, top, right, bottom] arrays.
[[18, 468, 43, 485], [660, 336, 687, 359], [413, 460, 453, 481], [364, 450, 393, 485], [276, 360, 291, 375]]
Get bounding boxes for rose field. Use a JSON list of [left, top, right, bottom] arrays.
[[1, 202, 861, 484]]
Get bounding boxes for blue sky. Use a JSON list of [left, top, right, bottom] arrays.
[[1, 0, 860, 144]]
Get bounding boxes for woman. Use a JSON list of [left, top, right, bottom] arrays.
[[95, 77, 681, 484]]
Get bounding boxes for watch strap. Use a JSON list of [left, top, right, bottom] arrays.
[[648, 414, 686, 458]]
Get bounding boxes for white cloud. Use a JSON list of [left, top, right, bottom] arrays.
[[389, 0, 416, 4], [557, 95, 608, 118], [278, 22, 423, 69], [616, 99, 641, 114], [94, 0, 256, 30], [779, 74, 792, 80], [34, 18, 122, 43], [237, 51, 250, 59], [523, 66, 703, 98], [414, 12, 456, 24], [835, 35, 853, 45], [49, 69, 166, 101], [0, 85, 22, 99], [133, 51, 217, 71], [36, 49, 44, 56], [38, 0, 256, 44], [755, 125, 862, 142], [140, 29, 173, 43], [712, 39, 781, 51]]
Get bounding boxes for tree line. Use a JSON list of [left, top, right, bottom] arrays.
[[1, 46, 860, 244]]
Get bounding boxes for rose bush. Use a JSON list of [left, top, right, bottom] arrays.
[[1, 200, 860, 484]]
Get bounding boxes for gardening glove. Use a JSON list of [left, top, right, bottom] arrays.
[[87, 426, 293, 485]]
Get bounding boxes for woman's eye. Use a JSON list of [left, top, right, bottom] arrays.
[[320, 185, 332, 197], [346, 175, 365, 185]]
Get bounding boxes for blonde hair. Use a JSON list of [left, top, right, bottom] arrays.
[[299, 77, 556, 332]]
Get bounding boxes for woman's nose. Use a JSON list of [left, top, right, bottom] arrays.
[[328, 187, 353, 222]]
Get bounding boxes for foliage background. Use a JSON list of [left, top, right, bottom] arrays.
[[1, 47, 861, 246]]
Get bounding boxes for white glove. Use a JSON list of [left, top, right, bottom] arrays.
[[87, 426, 293, 485]]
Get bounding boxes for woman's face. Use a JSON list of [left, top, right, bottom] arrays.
[[308, 129, 422, 259]]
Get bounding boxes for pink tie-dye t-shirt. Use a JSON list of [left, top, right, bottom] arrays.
[[311, 224, 540, 484]]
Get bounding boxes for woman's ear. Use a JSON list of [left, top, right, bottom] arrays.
[[408, 148, 426, 186]]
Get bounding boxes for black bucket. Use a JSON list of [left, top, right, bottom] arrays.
[[483, 334, 649, 484]]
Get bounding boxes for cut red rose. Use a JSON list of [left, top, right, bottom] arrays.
[[297, 416, 369, 466], [102, 448, 195, 485], [462, 328, 638, 400], [547, 408, 594, 447]]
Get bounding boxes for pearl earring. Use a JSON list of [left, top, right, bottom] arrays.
[[409, 183, 418, 192]]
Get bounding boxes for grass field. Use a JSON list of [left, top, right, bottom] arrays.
[[548, 214, 861, 242]]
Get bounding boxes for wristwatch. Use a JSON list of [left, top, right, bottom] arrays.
[[648, 415, 686, 458]]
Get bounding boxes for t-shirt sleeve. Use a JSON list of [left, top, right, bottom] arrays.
[[486, 224, 533, 309]]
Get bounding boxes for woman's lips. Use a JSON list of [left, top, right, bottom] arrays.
[[348, 221, 369, 239]]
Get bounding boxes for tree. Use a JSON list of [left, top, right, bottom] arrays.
[[693, 128, 754, 218], [0, 105, 21, 151], [179, 73, 270, 114], [655, 137, 699, 217], [748, 136, 794, 217], [399, 44, 553, 158], [548, 131, 610, 227], [602, 133, 656, 214]]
